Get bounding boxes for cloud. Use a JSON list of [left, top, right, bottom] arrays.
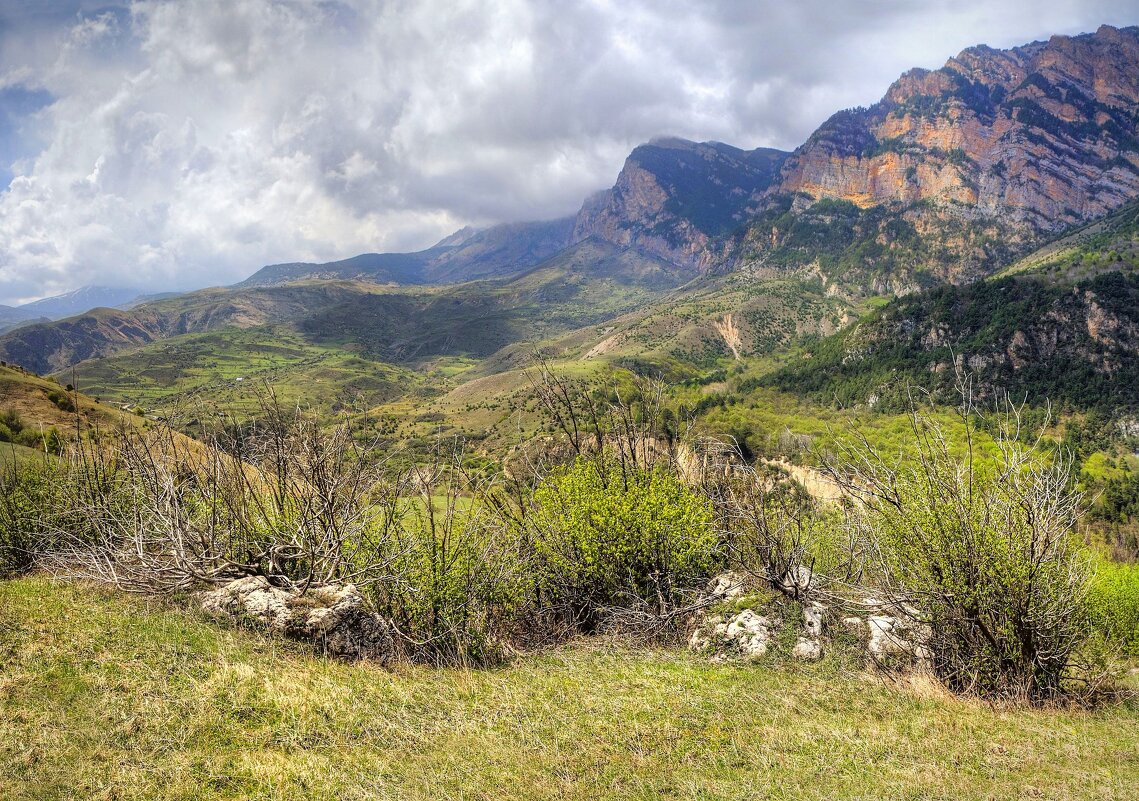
[[0, 0, 1134, 303]]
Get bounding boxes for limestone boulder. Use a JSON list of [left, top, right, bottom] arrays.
[[199, 576, 395, 662], [689, 608, 778, 660]]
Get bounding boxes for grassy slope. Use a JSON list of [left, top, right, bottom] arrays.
[[0, 364, 135, 432], [1, 577, 1136, 801], [67, 327, 421, 422], [0, 442, 48, 470]]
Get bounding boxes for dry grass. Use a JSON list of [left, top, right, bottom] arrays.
[[1, 576, 1137, 800]]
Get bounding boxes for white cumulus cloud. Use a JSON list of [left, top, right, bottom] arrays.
[[0, 0, 1133, 303]]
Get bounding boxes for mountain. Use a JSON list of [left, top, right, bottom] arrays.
[[236, 24, 1139, 300], [762, 199, 1139, 411], [774, 25, 1139, 234], [0, 238, 687, 387], [718, 25, 1139, 290], [0, 283, 377, 375], [237, 218, 574, 288], [0, 286, 150, 335], [420, 218, 576, 283], [7, 24, 1139, 432], [0, 304, 43, 334], [572, 138, 789, 270], [18, 286, 146, 320], [236, 252, 433, 288], [238, 137, 789, 291]]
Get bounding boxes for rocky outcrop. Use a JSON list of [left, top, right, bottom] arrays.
[[573, 138, 788, 269], [776, 25, 1139, 234], [687, 573, 939, 668], [199, 576, 395, 662], [689, 607, 780, 660]]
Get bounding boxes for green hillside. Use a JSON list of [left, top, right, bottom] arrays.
[[68, 328, 421, 424], [55, 240, 691, 426], [759, 200, 1139, 412]]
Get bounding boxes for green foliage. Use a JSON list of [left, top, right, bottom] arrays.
[[45, 389, 74, 413], [0, 409, 22, 436], [767, 271, 1139, 412], [1087, 557, 1139, 655], [0, 409, 65, 455], [369, 493, 533, 666], [530, 456, 716, 624], [0, 461, 66, 577]]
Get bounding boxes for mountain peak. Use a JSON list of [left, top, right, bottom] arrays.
[[571, 138, 789, 268], [776, 24, 1139, 233], [432, 225, 483, 249]]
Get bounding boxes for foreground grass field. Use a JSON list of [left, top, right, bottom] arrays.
[[1, 577, 1137, 801]]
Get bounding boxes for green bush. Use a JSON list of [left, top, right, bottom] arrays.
[[0, 462, 67, 577], [46, 390, 75, 413], [10, 426, 66, 455], [0, 409, 22, 433], [530, 456, 716, 629], [1087, 557, 1139, 655], [369, 499, 533, 666]]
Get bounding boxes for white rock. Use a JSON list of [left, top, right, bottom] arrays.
[[866, 613, 933, 666], [724, 609, 774, 658], [704, 571, 748, 601], [803, 602, 826, 638], [199, 576, 394, 661], [792, 637, 823, 660]]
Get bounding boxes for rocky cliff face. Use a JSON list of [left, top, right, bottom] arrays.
[[573, 138, 788, 269], [777, 25, 1139, 234]]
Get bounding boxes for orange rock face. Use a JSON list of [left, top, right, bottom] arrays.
[[777, 25, 1139, 232]]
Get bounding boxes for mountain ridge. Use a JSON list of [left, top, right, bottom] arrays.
[[775, 25, 1139, 231], [5, 24, 1139, 426]]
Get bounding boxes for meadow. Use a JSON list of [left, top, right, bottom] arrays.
[[2, 577, 1137, 801]]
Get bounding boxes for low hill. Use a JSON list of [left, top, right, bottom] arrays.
[[0, 283, 390, 375], [32, 239, 690, 425], [0, 362, 152, 453], [0, 309, 47, 335]]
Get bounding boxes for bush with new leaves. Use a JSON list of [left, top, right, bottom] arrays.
[[529, 455, 715, 630]]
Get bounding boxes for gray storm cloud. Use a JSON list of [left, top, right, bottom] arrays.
[[0, 0, 1133, 304]]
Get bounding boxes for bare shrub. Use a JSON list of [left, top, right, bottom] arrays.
[[31, 397, 532, 666], [701, 449, 850, 602], [41, 401, 402, 595], [825, 387, 1093, 701]]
